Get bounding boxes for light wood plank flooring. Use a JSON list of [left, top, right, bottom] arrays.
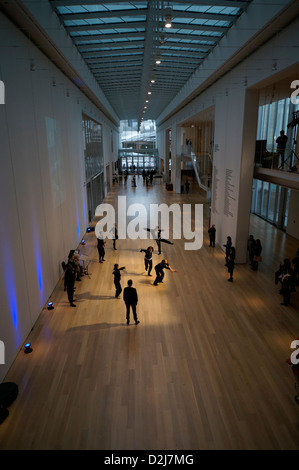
[[0, 176, 299, 450]]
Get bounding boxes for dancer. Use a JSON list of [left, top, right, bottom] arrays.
[[146, 226, 174, 255], [140, 246, 154, 276], [123, 280, 140, 325], [112, 264, 125, 298], [153, 259, 177, 286]]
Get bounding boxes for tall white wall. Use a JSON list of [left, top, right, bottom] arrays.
[[0, 12, 118, 381]]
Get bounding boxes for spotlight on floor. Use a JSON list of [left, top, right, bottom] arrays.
[[24, 343, 32, 354], [81, 239, 85, 245], [47, 301, 54, 310]]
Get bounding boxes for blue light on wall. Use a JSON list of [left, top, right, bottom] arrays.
[[5, 268, 18, 330], [76, 206, 80, 241]]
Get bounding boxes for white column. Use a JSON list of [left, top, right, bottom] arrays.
[[211, 88, 259, 263]]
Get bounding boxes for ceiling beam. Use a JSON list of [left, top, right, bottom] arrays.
[[72, 30, 218, 43], [57, 9, 236, 23], [52, 0, 249, 7], [66, 21, 147, 33]]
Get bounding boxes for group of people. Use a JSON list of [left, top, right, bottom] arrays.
[[209, 227, 264, 283], [275, 251, 299, 306], [112, 253, 177, 324], [142, 169, 156, 186], [96, 225, 176, 325]]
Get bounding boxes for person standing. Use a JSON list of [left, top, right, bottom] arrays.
[[185, 180, 190, 194], [140, 246, 154, 276], [208, 224, 216, 247], [247, 235, 256, 266], [280, 267, 295, 306], [112, 264, 125, 298], [64, 262, 76, 307], [276, 130, 288, 170], [292, 248, 299, 286], [123, 280, 140, 325], [223, 236, 232, 266], [110, 223, 118, 250], [227, 246, 235, 282], [153, 259, 177, 286], [97, 233, 106, 263], [252, 239, 262, 271]]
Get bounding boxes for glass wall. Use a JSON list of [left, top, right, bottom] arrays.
[[256, 97, 299, 170], [82, 114, 103, 180], [82, 114, 104, 221], [251, 178, 290, 230], [118, 120, 158, 173]]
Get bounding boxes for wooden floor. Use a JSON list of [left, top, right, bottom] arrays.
[[1, 176, 299, 450]]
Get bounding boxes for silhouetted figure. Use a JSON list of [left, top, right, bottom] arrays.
[[153, 259, 177, 286], [123, 280, 139, 325], [64, 262, 76, 307], [112, 264, 125, 298], [208, 224, 216, 247]]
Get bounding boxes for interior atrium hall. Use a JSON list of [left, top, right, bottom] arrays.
[[0, 0, 299, 452]]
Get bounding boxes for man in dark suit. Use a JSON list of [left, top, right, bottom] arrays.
[[123, 280, 140, 325]]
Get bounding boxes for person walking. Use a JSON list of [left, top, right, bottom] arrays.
[[153, 259, 177, 286], [112, 264, 125, 298], [140, 246, 154, 276], [64, 262, 76, 307], [123, 280, 140, 325], [208, 224, 216, 247]]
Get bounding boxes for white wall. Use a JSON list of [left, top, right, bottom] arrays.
[[0, 12, 118, 381]]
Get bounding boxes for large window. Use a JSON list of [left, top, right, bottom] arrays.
[[256, 97, 299, 169], [251, 179, 290, 230], [118, 120, 158, 173], [82, 114, 104, 221], [120, 120, 156, 149], [82, 114, 103, 180]]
